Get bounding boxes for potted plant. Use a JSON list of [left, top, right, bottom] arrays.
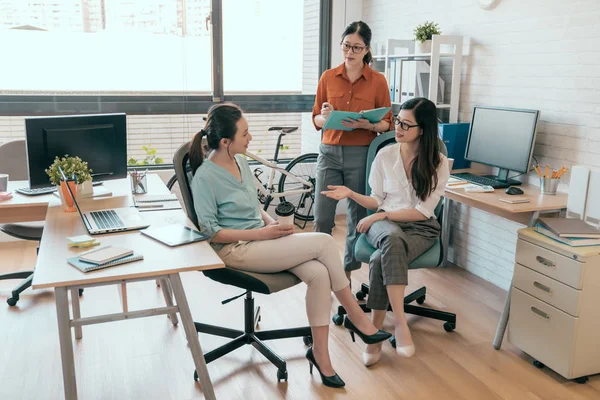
[[414, 21, 441, 54], [46, 155, 93, 211], [127, 145, 164, 166]]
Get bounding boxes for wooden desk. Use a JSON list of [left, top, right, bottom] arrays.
[[31, 175, 224, 400], [0, 180, 53, 223], [441, 183, 568, 351]]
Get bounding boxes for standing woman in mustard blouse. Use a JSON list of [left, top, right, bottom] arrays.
[[312, 21, 392, 279]]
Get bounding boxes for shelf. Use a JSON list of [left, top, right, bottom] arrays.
[[372, 52, 455, 60]]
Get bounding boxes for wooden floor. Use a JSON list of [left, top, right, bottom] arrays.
[[1, 216, 599, 400]]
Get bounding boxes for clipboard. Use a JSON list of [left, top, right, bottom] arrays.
[[323, 107, 391, 131]]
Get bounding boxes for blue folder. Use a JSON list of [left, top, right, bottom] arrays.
[[323, 107, 391, 131]]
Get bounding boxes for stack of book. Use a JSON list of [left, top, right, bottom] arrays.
[[535, 217, 600, 247], [68, 245, 143, 272]]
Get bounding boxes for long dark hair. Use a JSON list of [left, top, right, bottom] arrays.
[[341, 21, 372, 64], [401, 98, 441, 201], [189, 103, 243, 174]]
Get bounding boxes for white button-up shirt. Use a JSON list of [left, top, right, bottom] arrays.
[[368, 143, 450, 219]]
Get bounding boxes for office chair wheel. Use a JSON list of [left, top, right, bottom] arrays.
[[355, 290, 366, 301], [416, 295, 426, 305], [575, 376, 589, 384], [79, 288, 84, 296], [277, 368, 288, 382], [303, 336, 313, 346], [193, 370, 198, 382], [332, 314, 344, 326], [533, 360, 545, 369], [7, 296, 19, 307], [443, 322, 455, 332]]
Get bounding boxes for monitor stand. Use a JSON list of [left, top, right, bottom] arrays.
[[481, 168, 522, 186]]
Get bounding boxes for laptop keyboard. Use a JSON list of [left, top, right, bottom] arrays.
[[90, 210, 125, 230]]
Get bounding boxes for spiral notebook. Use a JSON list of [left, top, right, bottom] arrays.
[[67, 253, 144, 273]]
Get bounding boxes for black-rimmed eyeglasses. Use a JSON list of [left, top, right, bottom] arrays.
[[394, 117, 419, 131], [340, 42, 366, 54]]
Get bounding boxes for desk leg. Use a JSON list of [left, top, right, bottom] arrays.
[[55, 287, 78, 400], [441, 197, 452, 266], [70, 288, 82, 339], [168, 274, 216, 400], [159, 278, 178, 325], [493, 211, 540, 350]]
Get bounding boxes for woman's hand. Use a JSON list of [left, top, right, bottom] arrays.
[[341, 118, 373, 131], [321, 102, 334, 119], [321, 185, 353, 201], [259, 221, 294, 240], [356, 213, 386, 233]]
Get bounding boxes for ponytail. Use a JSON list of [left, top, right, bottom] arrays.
[[363, 52, 372, 65], [189, 129, 206, 174]]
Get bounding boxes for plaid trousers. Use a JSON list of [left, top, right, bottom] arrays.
[[365, 217, 440, 311]]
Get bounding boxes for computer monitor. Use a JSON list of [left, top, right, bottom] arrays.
[[465, 106, 540, 185], [25, 113, 127, 189]]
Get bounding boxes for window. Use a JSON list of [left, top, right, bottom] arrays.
[[222, 0, 319, 94], [0, 0, 212, 93], [0, 0, 326, 165]]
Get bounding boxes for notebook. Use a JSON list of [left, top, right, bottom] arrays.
[[141, 224, 210, 247], [538, 217, 600, 238], [498, 197, 530, 204], [133, 194, 178, 204], [322, 107, 391, 131], [68, 253, 144, 272], [78, 245, 133, 264], [535, 224, 600, 247]]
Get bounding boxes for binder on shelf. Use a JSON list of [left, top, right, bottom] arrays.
[[438, 123, 471, 169]]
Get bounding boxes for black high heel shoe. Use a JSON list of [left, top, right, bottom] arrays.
[[344, 316, 392, 345], [306, 346, 345, 388]]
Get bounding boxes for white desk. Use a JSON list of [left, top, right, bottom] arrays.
[[31, 175, 224, 400]]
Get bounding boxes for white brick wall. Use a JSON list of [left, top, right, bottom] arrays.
[[363, 0, 600, 289]]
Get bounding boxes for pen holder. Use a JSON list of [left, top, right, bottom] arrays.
[[130, 171, 147, 194], [540, 177, 559, 195]]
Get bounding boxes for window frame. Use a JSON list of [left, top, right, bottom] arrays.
[[0, 0, 333, 167]]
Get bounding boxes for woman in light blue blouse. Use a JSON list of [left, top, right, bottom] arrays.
[[189, 103, 391, 388]]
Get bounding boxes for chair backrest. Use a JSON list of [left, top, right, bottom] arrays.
[[0, 139, 28, 180], [365, 131, 448, 219], [173, 142, 200, 230]]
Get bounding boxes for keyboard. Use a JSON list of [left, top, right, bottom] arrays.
[[16, 186, 57, 196], [90, 210, 125, 230], [450, 172, 511, 189]]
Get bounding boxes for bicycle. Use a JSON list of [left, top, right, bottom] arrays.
[[248, 126, 318, 229]]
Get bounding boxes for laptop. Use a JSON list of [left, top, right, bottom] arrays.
[[59, 168, 150, 235]]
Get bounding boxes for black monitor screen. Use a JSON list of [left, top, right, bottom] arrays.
[[25, 114, 127, 188], [465, 107, 539, 174]]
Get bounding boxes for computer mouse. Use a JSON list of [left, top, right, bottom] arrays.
[[505, 186, 524, 195]]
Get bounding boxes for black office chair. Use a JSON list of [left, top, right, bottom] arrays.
[[0, 140, 43, 306], [173, 142, 312, 382], [332, 132, 456, 344]]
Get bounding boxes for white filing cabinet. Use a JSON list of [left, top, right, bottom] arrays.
[[508, 228, 600, 384]]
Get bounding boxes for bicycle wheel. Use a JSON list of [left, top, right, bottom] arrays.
[[278, 153, 318, 221]]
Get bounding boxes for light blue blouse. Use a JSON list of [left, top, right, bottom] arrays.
[[190, 155, 264, 251]]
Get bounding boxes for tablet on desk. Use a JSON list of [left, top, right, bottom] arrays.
[[141, 224, 210, 247]]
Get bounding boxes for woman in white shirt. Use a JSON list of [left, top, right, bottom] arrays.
[[321, 98, 449, 366]]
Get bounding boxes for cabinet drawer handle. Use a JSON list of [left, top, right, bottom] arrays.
[[533, 281, 552, 294], [536, 256, 555, 268], [531, 306, 550, 319]]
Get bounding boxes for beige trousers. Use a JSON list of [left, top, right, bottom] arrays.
[[217, 232, 349, 327]]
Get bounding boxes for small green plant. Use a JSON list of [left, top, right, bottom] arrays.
[[128, 145, 165, 166], [414, 21, 441, 43], [46, 155, 93, 186]]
